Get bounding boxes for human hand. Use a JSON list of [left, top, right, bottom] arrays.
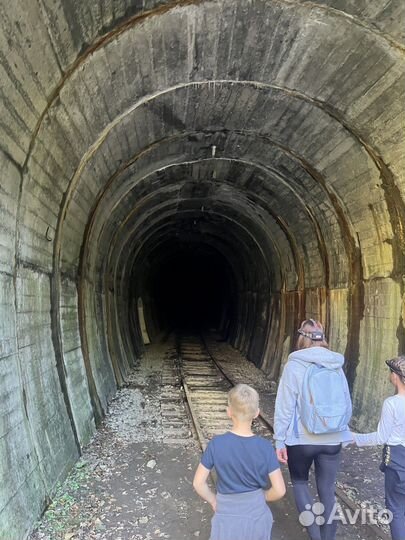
[[210, 497, 217, 512], [276, 448, 288, 464]]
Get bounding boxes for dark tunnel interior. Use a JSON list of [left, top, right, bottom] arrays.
[[146, 241, 236, 334], [124, 205, 274, 371]]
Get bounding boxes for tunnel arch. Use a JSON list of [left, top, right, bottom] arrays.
[[0, 0, 404, 537]]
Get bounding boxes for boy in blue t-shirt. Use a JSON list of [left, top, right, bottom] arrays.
[[193, 384, 286, 540]]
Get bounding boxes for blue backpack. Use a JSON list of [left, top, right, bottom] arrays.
[[298, 363, 352, 435]]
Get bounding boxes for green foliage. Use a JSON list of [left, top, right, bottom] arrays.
[[33, 460, 90, 538]]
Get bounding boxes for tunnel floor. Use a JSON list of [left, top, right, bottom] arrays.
[[29, 337, 388, 540]]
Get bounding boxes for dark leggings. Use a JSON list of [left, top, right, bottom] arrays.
[[286, 444, 342, 540], [385, 468, 405, 540]]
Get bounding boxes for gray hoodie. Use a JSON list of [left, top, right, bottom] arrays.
[[273, 346, 353, 449]]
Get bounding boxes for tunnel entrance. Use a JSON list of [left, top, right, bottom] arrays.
[[1, 0, 404, 536], [145, 242, 235, 335]]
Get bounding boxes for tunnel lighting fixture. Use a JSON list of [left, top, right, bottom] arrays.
[[211, 145, 216, 157]]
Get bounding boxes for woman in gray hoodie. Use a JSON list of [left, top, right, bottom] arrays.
[[273, 319, 352, 540]]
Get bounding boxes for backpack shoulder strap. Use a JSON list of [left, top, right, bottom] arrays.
[[289, 359, 312, 438]]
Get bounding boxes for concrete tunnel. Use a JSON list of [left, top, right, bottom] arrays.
[[0, 0, 404, 536]]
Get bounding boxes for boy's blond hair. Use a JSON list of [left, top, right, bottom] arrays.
[[228, 384, 259, 421]]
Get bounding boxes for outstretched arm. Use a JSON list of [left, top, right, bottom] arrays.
[[353, 400, 394, 447], [193, 463, 217, 511]]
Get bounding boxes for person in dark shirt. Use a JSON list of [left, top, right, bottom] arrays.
[[193, 384, 286, 540]]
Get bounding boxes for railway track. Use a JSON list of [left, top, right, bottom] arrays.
[[177, 334, 272, 447], [176, 334, 390, 540]]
